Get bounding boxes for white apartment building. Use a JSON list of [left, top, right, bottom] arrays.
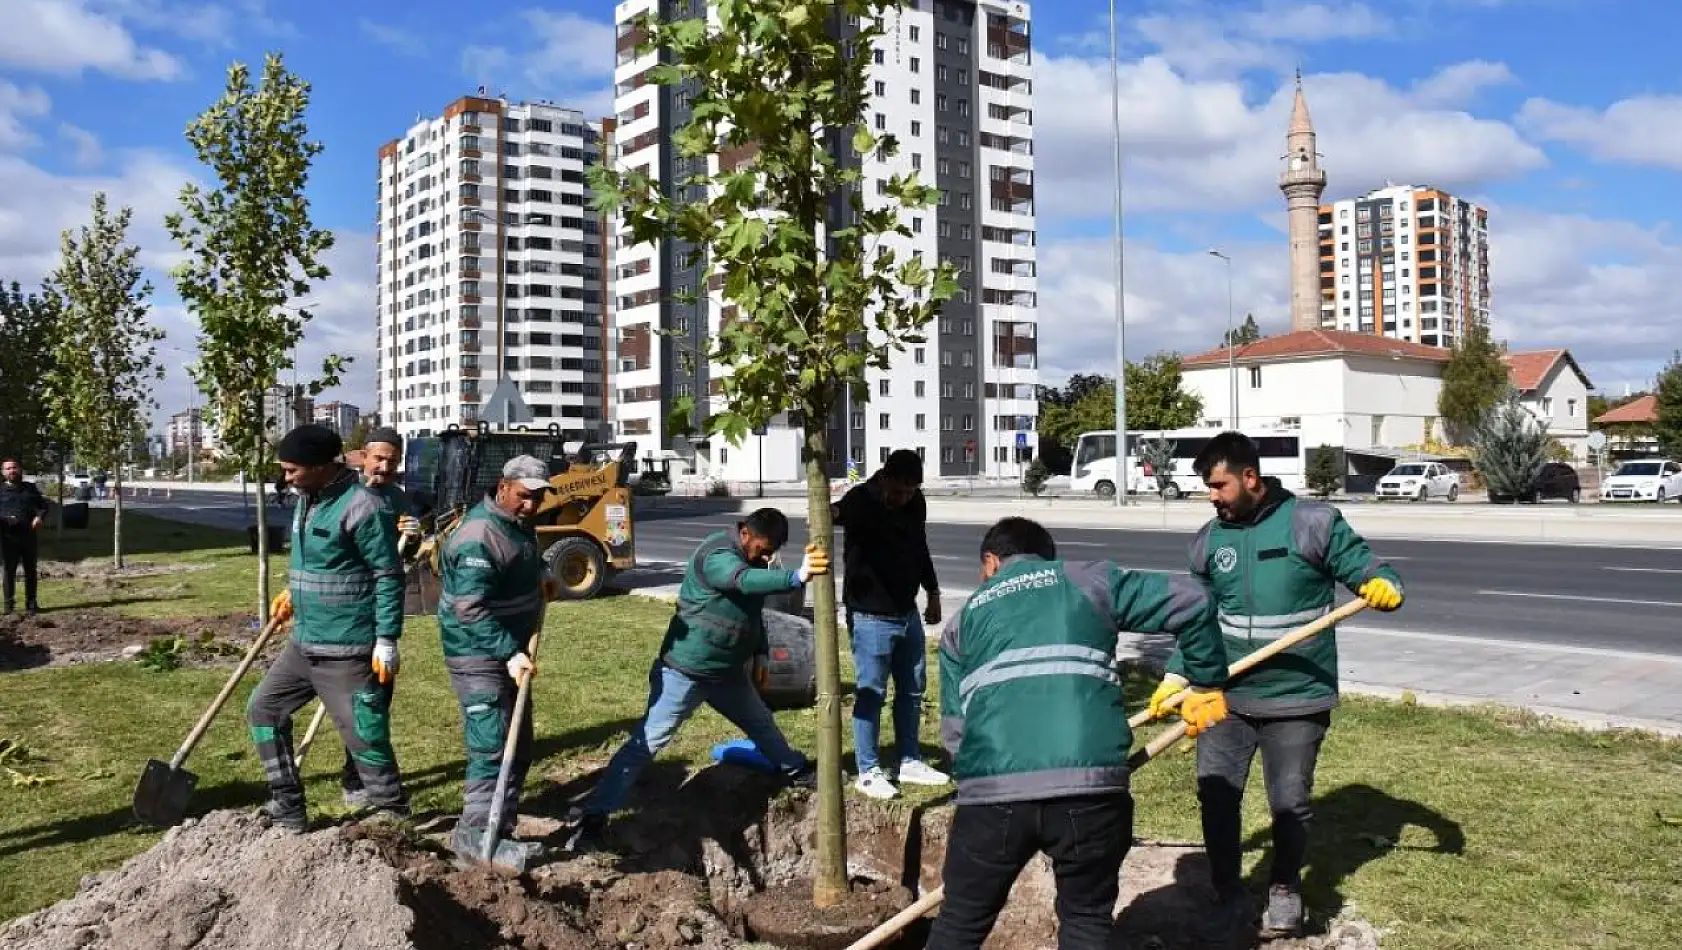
[[375, 96, 610, 440], [313, 400, 362, 437], [1318, 185, 1490, 349], [609, 0, 1037, 482]]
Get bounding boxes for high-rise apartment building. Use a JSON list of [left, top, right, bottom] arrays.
[[1317, 184, 1490, 349], [313, 401, 361, 437], [609, 0, 1037, 482], [376, 96, 610, 439]]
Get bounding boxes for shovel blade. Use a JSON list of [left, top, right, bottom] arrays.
[[132, 758, 198, 827]]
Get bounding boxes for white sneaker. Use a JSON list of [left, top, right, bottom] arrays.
[[853, 767, 900, 800], [896, 760, 951, 786]]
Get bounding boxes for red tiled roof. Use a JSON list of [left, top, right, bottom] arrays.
[[1502, 348, 1592, 392], [1182, 329, 1452, 368], [1593, 394, 1657, 425]]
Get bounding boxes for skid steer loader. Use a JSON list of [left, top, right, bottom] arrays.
[[401, 423, 640, 608]]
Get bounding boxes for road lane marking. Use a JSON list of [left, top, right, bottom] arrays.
[[1342, 625, 1682, 664], [1604, 566, 1682, 574], [1476, 590, 1682, 608]]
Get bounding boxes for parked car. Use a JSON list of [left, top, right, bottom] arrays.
[[1375, 462, 1460, 502], [1600, 459, 1682, 503], [1488, 461, 1581, 504]]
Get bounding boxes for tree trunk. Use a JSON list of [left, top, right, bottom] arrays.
[[804, 423, 848, 908], [254, 442, 271, 625], [113, 468, 124, 570]]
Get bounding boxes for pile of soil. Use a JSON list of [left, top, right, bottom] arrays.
[[0, 761, 1386, 949], [0, 609, 260, 671], [35, 560, 202, 581]]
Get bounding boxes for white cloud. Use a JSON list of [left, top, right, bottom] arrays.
[[358, 18, 425, 56], [0, 82, 51, 150], [1237, 2, 1392, 42], [461, 10, 615, 115], [0, 0, 184, 79], [1132, 1, 1392, 77], [1032, 56, 1546, 218], [88, 0, 292, 46], [58, 123, 102, 168], [1517, 95, 1682, 170], [1409, 59, 1515, 107]]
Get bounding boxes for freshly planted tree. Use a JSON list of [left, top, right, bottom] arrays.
[[167, 53, 341, 621], [595, 0, 957, 905], [42, 193, 164, 568], [0, 281, 63, 473], [1021, 456, 1050, 496], [1306, 445, 1341, 498], [1473, 388, 1549, 500], [1137, 436, 1176, 498]]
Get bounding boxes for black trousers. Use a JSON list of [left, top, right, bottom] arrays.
[[1196, 710, 1331, 892], [926, 792, 1132, 950], [1, 529, 38, 609]]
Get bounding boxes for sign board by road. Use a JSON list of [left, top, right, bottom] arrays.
[[1015, 432, 1028, 447], [1587, 431, 1607, 451]]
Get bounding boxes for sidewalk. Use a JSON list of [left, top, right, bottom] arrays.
[[610, 561, 1682, 738]]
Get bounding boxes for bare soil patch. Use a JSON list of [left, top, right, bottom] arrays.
[[0, 609, 260, 671], [0, 760, 1386, 949]]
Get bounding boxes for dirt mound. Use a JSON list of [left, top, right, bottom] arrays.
[[36, 560, 203, 581], [0, 760, 1388, 949], [0, 609, 259, 671]]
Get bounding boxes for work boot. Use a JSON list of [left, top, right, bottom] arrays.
[[259, 798, 308, 833], [783, 762, 818, 790], [1210, 884, 1255, 938], [342, 787, 370, 809], [564, 813, 609, 854], [1260, 884, 1305, 938], [452, 824, 543, 871]]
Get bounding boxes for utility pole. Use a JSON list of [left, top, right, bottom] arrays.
[[1209, 249, 1237, 427], [1109, 0, 1129, 506]]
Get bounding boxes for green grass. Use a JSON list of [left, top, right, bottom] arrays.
[[0, 537, 1679, 948]]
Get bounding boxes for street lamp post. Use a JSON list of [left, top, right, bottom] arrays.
[[1109, 0, 1129, 507], [1208, 249, 1237, 427]]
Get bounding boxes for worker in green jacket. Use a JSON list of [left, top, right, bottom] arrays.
[[566, 508, 826, 852], [248, 424, 410, 832], [330, 425, 423, 809], [1149, 431, 1404, 938], [928, 516, 1230, 950], [437, 454, 557, 868]]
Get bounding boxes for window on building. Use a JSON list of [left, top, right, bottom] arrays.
[[878, 379, 890, 396], [1249, 366, 1262, 388], [915, 413, 926, 431], [879, 412, 891, 429], [875, 113, 886, 129], [874, 81, 885, 95]]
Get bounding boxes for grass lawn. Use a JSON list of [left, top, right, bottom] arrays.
[[1, 516, 1679, 948]]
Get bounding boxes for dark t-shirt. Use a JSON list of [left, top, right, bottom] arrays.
[[834, 481, 938, 616]]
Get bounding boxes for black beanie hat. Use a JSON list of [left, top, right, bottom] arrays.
[[366, 426, 403, 449], [277, 424, 343, 466]]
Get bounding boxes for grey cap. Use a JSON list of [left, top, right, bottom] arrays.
[[502, 455, 550, 491]]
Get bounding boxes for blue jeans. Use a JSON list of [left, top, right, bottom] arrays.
[[848, 609, 928, 774], [585, 660, 809, 817]]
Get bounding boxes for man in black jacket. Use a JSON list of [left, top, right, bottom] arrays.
[[833, 449, 947, 799], [0, 459, 49, 616]]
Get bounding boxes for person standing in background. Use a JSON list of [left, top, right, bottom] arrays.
[[0, 459, 48, 616]]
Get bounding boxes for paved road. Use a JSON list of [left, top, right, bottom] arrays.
[[120, 490, 1682, 729]]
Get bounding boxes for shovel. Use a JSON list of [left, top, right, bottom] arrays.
[[133, 612, 288, 827], [841, 597, 1368, 950], [479, 621, 544, 867], [294, 701, 329, 767]]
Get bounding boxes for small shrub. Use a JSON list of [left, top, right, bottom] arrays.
[[1022, 457, 1050, 496]]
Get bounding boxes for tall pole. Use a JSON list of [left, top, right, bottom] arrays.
[[1109, 0, 1129, 507], [1209, 249, 1236, 426]]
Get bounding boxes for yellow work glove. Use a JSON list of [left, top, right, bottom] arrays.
[[270, 590, 292, 624], [1358, 577, 1403, 611], [396, 514, 422, 539], [1147, 673, 1189, 720], [372, 638, 400, 686], [796, 544, 829, 583], [1180, 689, 1228, 737]]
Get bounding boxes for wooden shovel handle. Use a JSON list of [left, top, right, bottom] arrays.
[[170, 613, 287, 769], [1128, 598, 1368, 729], [479, 623, 543, 863]]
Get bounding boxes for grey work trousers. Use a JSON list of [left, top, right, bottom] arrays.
[[1195, 710, 1331, 892]]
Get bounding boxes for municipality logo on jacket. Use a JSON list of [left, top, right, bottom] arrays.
[[1213, 547, 1238, 573]]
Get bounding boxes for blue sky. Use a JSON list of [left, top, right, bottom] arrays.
[[2, 0, 1679, 424]]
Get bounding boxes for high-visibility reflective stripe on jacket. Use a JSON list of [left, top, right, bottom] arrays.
[[436, 498, 544, 660], [938, 556, 1228, 806], [1167, 483, 1403, 716], [287, 468, 405, 657], [659, 530, 799, 680]]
